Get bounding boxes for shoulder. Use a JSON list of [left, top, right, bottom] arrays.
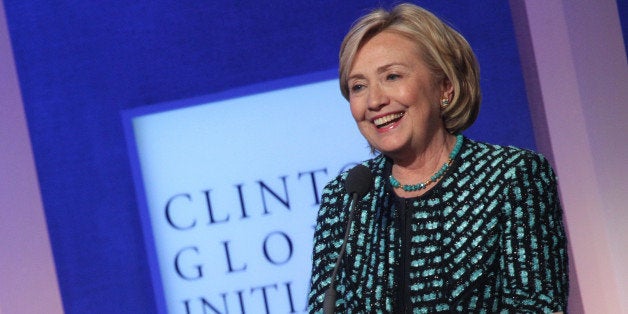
[[322, 155, 387, 195], [461, 138, 560, 217], [318, 155, 386, 217], [462, 137, 547, 164], [461, 137, 555, 182]]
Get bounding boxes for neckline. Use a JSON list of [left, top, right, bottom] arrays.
[[384, 135, 467, 201]]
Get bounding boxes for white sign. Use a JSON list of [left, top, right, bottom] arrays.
[[127, 76, 371, 314]]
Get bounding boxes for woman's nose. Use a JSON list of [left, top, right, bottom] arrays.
[[367, 84, 389, 110]]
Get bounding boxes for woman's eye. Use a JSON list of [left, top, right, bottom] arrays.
[[351, 84, 365, 93], [387, 73, 400, 80]]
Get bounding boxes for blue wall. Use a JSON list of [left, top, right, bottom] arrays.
[[4, 1, 534, 313]]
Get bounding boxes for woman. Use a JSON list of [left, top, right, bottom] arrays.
[[308, 3, 568, 313]]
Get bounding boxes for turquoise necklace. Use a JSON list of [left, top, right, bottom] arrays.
[[389, 134, 463, 192]]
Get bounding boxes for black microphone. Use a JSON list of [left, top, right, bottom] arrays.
[[323, 164, 373, 314]]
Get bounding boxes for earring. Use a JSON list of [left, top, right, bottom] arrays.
[[440, 99, 450, 109]]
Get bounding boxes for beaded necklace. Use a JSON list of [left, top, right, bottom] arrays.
[[389, 134, 463, 192]]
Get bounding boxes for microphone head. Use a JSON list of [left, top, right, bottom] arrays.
[[344, 164, 373, 197]]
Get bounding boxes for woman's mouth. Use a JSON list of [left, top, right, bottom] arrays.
[[373, 112, 405, 129]]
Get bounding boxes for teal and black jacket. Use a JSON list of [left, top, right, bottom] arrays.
[[308, 137, 568, 313]]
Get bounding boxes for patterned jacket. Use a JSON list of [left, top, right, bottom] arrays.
[[308, 137, 568, 313]]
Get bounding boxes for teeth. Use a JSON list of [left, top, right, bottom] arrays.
[[374, 112, 404, 127]]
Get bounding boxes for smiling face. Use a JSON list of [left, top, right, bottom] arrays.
[[348, 30, 452, 161]]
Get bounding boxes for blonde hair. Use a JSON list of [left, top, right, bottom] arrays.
[[339, 3, 481, 133]]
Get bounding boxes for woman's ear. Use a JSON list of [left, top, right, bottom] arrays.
[[441, 77, 454, 101]]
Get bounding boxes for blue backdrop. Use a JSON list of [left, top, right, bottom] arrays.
[[5, 1, 535, 313]]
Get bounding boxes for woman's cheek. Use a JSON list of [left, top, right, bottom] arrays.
[[349, 101, 363, 122]]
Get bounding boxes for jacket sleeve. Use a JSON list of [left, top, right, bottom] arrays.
[[308, 178, 348, 313], [500, 153, 569, 312]]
